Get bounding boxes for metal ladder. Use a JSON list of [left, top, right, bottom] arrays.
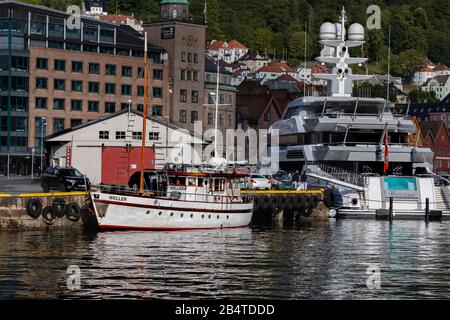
[[125, 107, 136, 143], [435, 186, 449, 211]]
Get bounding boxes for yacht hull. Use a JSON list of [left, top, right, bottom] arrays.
[[90, 191, 254, 231]]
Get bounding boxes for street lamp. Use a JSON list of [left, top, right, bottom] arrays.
[[40, 117, 47, 175]]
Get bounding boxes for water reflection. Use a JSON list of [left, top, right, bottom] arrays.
[[0, 220, 449, 299]]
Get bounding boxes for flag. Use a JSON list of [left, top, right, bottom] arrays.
[[383, 129, 389, 174]]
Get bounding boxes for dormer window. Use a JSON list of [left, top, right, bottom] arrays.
[[172, 9, 178, 19], [163, 9, 168, 19]]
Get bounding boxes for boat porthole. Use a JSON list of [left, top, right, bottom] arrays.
[[170, 212, 174, 217], [227, 215, 229, 219], [180, 213, 184, 218], [208, 215, 211, 219], [217, 215, 220, 219], [146, 211, 151, 215], [202, 214, 205, 219], [190, 214, 194, 218], [159, 212, 162, 216]]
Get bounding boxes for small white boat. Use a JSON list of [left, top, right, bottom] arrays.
[[90, 164, 254, 231]]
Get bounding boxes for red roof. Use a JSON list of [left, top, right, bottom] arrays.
[[100, 15, 139, 24], [434, 63, 450, 72], [275, 74, 299, 82], [208, 40, 225, 51], [257, 62, 296, 74], [227, 40, 247, 49]]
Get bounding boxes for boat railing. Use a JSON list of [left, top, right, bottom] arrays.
[[315, 142, 416, 147], [307, 163, 366, 187], [303, 112, 401, 120], [93, 184, 254, 204]]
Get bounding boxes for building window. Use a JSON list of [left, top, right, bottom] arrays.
[[180, 89, 188, 102], [193, 71, 198, 81], [137, 104, 144, 112], [194, 53, 199, 63], [191, 90, 199, 103], [105, 64, 116, 76], [137, 86, 144, 97], [53, 98, 65, 110], [181, 52, 187, 62], [54, 79, 65, 90], [116, 131, 126, 140], [72, 61, 83, 72], [54, 59, 65, 71], [186, 70, 192, 81], [132, 131, 142, 140], [188, 53, 192, 63], [88, 82, 99, 93], [122, 84, 132, 95], [71, 119, 82, 127], [153, 69, 163, 80], [89, 63, 100, 74], [53, 118, 65, 133], [121, 103, 129, 110], [122, 66, 132, 77], [105, 102, 116, 113], [71, 100, 83, 111], [153, 87, 163, 98], [88, 101, 99, 112], [105, 83, 116, 94], [219, 113, 224, 125], [36, 77, 47, 89], [191, 111, 198, 123], [153, 105, 163, 116], [99, 131, 109, 140], [219, 93, 225, 104], [208, 112, 213, 125], [179, 110, 187, 123], [149, 132, 160, 141], [71, 80, 83, 92], [208, 93, 214, 104], [264, 110, 271, 121], [181, 69, 186, 80], [228, 114, 232, 127], [36, 58, 48, 69], [138, 67, 144, 78], [35, 97, 47, 109]]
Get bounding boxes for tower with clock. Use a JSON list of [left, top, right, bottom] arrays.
[[145, 0, 206, 132]]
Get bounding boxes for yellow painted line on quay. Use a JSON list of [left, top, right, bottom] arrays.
[[0, 193, 12, 197], [17, 192, 89, 198], [241, 189, 323, 195]]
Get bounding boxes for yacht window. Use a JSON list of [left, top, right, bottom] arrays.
[[210, 178, 225, 192], [187, 178, 197, 187], [169, 177, 186, 186]]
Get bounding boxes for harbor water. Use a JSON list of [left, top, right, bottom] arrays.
[[0, 220, 449, 299]]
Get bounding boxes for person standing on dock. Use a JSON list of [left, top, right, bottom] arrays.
[[292, 170, 300, 189]]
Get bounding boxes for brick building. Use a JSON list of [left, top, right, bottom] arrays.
[[144, 0, 206, 132], [0, 0, 169, 176]]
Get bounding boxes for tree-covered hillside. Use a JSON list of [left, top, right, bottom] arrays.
[[21, 0, 450, 78]]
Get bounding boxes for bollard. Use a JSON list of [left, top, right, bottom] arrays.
[[425, 198, 429, 223], [389, 197, 394, 222]]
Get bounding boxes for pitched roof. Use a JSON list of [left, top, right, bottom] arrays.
[[433, 63, 450, 72], [208, 40, 225, 51], [257, 62, 296, 73], [419, 120, 445, 141], [227, 39, 247, 49], [275, 74, 299, 82], [240, 51, 267, 61]]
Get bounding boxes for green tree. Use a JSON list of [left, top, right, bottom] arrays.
[[252, 27, 273, 54], [391, 49, 425, 80], [288, 31, 314, 60]]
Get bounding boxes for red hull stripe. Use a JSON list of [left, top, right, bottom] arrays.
[[94, 199, 253, 214], [98, 224, 250, 232]]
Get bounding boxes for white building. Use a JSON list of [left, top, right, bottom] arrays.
[[45, 110, 206, 185], [255, 62, 298, 82], [422, 75, 450, 101], [413, 61, 450, 86], [83, 0, 108, 16], [239, 51, 271, 73], [208, 40, 249, 64]]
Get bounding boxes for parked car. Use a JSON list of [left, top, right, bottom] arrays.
[[246, 175, 271, 190], [272, 171, 296, 190], [40, 167, 90, 192]]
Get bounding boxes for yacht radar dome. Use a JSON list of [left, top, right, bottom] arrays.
[[320, 22, 336, 40], [348, 23, 365, 41]]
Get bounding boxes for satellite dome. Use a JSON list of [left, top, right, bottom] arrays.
[[320, 22, 336, 40], [348, 23, 364, 41]]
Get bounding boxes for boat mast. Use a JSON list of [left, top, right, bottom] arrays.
[[214, 57, 220, 158], [139, 32, 149, 193]]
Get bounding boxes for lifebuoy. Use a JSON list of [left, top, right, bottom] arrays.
[[52, 198, 66, 218], [65, 202, 81, 222], [26, 198, 43, 219], [42, 206, 56, 225]]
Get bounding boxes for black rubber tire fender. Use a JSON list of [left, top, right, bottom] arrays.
[[26, 198, 43, 219], [293, 196, 302, 211], [286, 196, 295, 211], [261, 196, 271, 211], [276, 196, 287, 210], [303, 196, 311, 209], [52, 198, 66, 218], [253, 196, 260, 211], [42, 206, 56, 225], [269, 196, 278, 211], [302, 204, 314, 217], [65, 202, 81, 222]]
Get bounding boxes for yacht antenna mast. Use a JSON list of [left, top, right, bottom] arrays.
[[214, 56, 220, 158], [386, 25, 391, 102]]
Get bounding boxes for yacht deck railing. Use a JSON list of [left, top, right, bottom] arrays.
[[306, 163, 367, 187]]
